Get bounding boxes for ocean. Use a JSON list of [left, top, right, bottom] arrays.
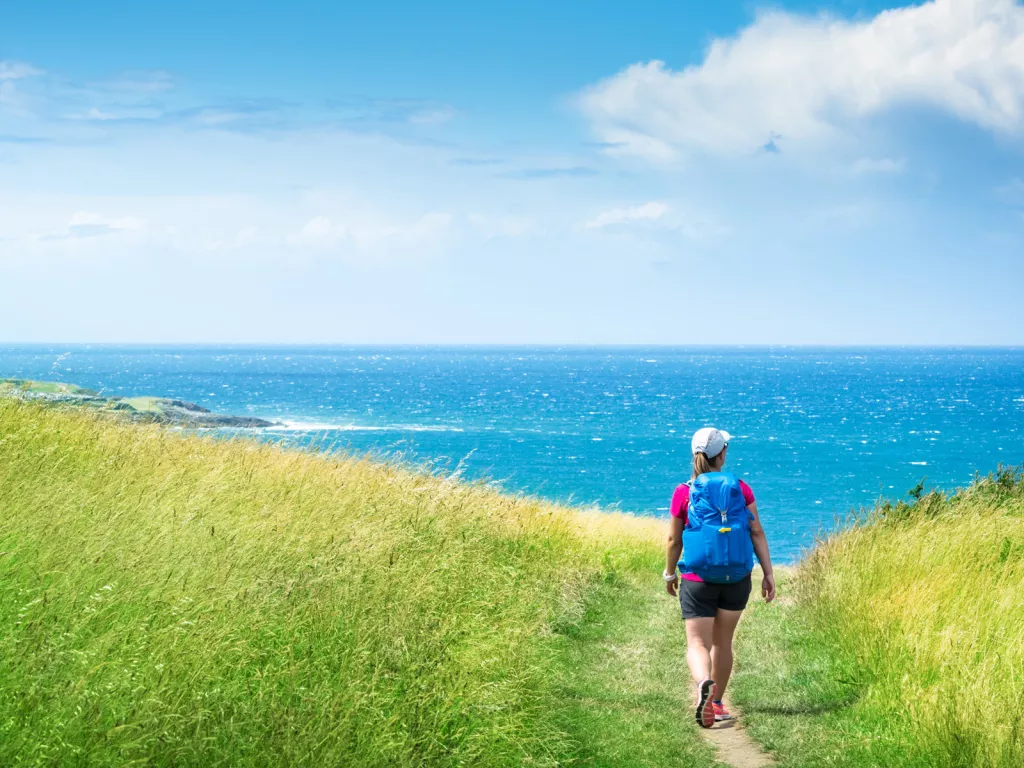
[[2, 345, 1022, 562]]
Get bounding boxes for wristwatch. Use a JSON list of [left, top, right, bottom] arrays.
[[663, 570, 678, 582]]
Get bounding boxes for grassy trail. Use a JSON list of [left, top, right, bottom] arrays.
[[549, 574, 728, 767]]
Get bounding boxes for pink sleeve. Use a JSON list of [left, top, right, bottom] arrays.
[[670, 484, 690, 524], [739, 479, 755, 506]]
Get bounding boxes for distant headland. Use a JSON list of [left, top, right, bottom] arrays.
[[0, 378, 278, 428]]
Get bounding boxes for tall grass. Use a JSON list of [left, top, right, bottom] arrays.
[[739, 467, 1024, 767], [0, 400, 664, 766]]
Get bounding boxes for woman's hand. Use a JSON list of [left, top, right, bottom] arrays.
[[761, 571, 776, 603], [665, 575, 679, 597]]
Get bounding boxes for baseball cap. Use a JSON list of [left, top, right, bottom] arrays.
[[691, 427, 732, 458]]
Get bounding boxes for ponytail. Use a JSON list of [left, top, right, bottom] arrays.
[[692, 451, 718, 479]]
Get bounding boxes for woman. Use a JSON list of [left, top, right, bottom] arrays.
[[663, 427, 776, 728]]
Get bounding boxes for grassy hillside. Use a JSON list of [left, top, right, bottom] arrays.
[[0, 400, 719, 767], [732, 467, 1024, 768]]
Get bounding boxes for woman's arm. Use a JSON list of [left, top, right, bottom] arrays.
[[665, 514, 684, 596], [747, 501, 776, 602]]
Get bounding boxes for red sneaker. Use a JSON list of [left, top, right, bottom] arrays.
[[695, 679, 716, 728], [712, 701, 733, 721]]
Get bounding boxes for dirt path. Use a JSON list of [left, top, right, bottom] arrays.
[[698, 564, 780, 767], [700, 699, 775, 768], [551, 571, 779, 767]]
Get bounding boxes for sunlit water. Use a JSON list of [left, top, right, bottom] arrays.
[[3, 345, 1022, 562]]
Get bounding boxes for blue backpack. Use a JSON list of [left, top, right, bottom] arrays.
[[680, 472, 754, 583]]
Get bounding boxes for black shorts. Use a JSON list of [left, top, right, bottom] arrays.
[[679, 574, 752, 619]]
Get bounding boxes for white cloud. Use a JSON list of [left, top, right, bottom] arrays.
[[586, 202, 670, 228], [68, 211, 144, 230], [289, 211, 453, 252], [407, 106, 456, 125], [204, 227, 262, 252], [0, 61, 42, 80], [87, 70, 174, 94], [291, 215, 349, 247], [66, 107, 119, 121], [581, 0, 1024, 159], [63, 211, 145, 238], [406, 211, 453, 240], [467, 214, 538, 239], [0, 60, 43, 110], [852, 157, 907, 174]]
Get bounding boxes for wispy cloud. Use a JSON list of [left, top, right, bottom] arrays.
[[2, 63, 455, 139], [325, 96, 457, 128], [39, 210, 146, 241], [448, 156, 505, 167], [85, 70, 174, 95], [467, 214, 538, 239], [66, 107, 119, 121], [167, 100, 290, 129], [407, 106, 455, 125], [586, 202, 670, 228], [583, 201, 727, 241], [0, 134, 50, 144], [0, 59, 44, 111], [852, 157, 906, 175], [289, 210, 455, 253], [581, 0, 1024, 160], [0, 61, 42, 81], [500, 166, 597, 180]]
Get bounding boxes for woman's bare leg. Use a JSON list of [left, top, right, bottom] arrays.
[[710, 608, 743, 698], [684, 616, 715, 684]]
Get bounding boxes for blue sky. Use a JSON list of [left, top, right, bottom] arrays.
[[2, 0, 1024, 344]]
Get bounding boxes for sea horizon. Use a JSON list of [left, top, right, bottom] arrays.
[[4, 342, 1024, 350], [4, 344, 1022, 563]]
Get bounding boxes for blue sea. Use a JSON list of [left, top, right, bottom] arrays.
[[2, 346, 1022, 561]]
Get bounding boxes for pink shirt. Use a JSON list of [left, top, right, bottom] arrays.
[[671, 479, 755, 583]]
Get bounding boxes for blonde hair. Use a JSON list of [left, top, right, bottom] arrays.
[[692, 451, 722, 479]]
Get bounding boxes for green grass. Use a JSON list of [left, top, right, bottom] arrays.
[[549, 576, 726, 767], [118, 396, 168, 414], [0, 378, 96, 396], [0, 399, 712, 767], [732, 468, 1024, 768]]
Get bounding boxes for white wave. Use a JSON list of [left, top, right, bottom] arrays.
[[267, 420, 465, 433], [909, 461, 928, 466]]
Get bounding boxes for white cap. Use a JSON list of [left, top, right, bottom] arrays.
[[691, 427, 732, 458]]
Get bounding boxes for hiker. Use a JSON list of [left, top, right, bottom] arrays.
[[663, 427, 776, 728]]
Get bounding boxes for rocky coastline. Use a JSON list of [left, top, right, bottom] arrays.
[[0, 378, 279, 428]]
